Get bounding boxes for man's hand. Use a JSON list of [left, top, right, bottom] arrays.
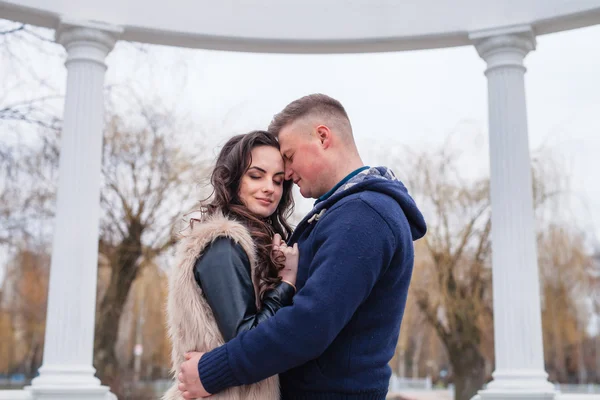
[[178, 352, 211, 399]]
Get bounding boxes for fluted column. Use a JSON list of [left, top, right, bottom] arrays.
[[469, 25, 555, 400], [26, 18, 122, 400]]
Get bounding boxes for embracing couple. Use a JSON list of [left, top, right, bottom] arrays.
[[164, 93, 427, 400]]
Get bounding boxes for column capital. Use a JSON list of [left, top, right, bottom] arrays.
[[469, 25, 536, 73], [56, 18, 123, 66]]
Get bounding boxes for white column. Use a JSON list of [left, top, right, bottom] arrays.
[[26, 19, 121, 400], [469, 26, 556, 400]]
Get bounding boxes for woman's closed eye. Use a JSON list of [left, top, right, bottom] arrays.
[[249, 174, 282, 186]]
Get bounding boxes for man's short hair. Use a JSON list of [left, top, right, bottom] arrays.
[[268, 93, 352, 137]]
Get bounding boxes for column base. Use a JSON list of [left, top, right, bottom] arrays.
[[473, 370, 557, 400], [24, 387, 115, 400], [30, 364, 102, 386], [23, 364, 117, 400], [0, 390, 33, 400], [0, 389, 115, 400]]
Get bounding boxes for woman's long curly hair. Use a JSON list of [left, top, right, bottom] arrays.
[[197, 130, 294, 298]]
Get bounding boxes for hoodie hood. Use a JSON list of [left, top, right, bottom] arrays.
[[304, 166, 426, 240]]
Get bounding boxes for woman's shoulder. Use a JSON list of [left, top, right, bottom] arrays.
[[179, 212, 249, 245], [201, 236, 249, 265], [176, 212, 257, 272], [189, 212, 249, 238]]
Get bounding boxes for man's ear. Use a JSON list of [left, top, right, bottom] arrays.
[[316, 125, 331, 148]]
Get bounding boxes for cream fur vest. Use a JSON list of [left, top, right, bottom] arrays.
[[163, 213, 279, 400]]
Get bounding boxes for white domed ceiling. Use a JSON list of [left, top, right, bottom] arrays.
[[1, 0, 600, 52]]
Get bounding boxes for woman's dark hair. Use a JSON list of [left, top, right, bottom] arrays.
[[198, 130, 294, 298]]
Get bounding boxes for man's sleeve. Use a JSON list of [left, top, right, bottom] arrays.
[[197, 198, 397, 394]]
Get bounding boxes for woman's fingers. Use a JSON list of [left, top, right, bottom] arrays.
[[273, 239, 298, 258], [280, 243, 298, 255], [272, 233, 282, 247]]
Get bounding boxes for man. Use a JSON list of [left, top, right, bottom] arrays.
[[178, 94, 427, 399]]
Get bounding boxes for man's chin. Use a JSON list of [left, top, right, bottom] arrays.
[[296, 182, 320, 199], [297, 186, 309, 198], [299, 188, 320, 200]]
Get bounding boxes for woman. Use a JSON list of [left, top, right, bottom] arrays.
[[164, 131, 298, 400]]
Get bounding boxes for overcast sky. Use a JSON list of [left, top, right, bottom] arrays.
[[95, 23, 600, 245], [1, 11, 600, 339], [1, 20, 599, 260]]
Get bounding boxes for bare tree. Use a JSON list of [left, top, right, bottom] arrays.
[[539, 225, 596, 382], [593, 251, 600, 383], [402, 146, 492, 400], [0, 130, 58, 246], [115, 261, 172, 382], [1, 89, 207, 391], [92, 101, 207, 391], [391, 138, 562, 400], [0, 19, 62, 246], [1, 24, 206, 393], [0, 20, 62, 129], [0, 243, 50, 378]]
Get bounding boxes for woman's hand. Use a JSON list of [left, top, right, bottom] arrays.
[[272, 234, 299, 286]]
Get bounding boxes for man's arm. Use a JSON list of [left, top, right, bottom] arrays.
[[197, 198, 398, 394]]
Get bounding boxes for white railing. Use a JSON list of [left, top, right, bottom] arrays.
[[389, 375, 433, 391], [558, 395, 600, 400], [0, 391, 31, 400], [556, 384, 600, 394]]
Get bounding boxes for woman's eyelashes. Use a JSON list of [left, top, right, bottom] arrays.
[[249, 174, 283, 186]]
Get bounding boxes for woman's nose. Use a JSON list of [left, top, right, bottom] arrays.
[[263, 181, 274, 193]]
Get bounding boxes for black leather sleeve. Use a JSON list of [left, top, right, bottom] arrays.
[[193, 236, 295, 342]]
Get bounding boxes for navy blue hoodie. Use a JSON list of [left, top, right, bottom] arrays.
[[198, 166, 427, 400]]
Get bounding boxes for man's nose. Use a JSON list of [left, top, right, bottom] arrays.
[[285, 166, 293, 181]]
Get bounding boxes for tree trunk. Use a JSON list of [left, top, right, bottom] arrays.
[[576, 326, 587, 383], [412, 334, 423, 378], [552, 308, 567, 381], [450, 344, 486, 400], [94, 220, 144, 390], [596, 330, 600, 382], [397, 348, 406, 378]]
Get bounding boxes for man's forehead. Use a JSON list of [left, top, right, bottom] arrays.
[[277, 126, 296, 152], [279, 119, 311, 150]]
